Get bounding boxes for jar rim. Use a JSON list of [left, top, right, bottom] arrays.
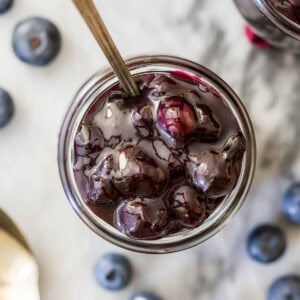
[[255, 0, 300, 39], [58, 55, 256, 254]]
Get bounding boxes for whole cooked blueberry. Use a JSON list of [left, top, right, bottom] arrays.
[[0, 0, 13, 14], [132, 100, 154, 137], [157, 96, 197, 140], [116, 197, 170, 240], [87, 154, 120, 205], [12, 17, 61, 66], [0, 88, 14, 128], [283, 183, 300, 224], [114, 145, 167, 197], [187, 133, 245, 199], [268, 275, 300, 300], [75, 125, 104, 157], [247, 224, 286, 263], [194, 104, 221, 142], [170, 186, 206, 228], [93, 253, 132, 291], [189, 150, 236, 199], [130, 291, 162, 300]]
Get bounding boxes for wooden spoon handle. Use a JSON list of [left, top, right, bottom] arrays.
[[73, 0, 140, 97]]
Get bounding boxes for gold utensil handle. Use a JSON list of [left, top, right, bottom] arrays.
[[72, 0, 140, 97], [0, 208, 30, 251]]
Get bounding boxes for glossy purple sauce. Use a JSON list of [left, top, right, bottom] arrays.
[[73, 71, 246, 240]]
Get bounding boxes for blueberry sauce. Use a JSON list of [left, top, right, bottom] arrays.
[[73, 71, 246, 240]]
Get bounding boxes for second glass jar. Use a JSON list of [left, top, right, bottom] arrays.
[[233, 0, 300, 53]]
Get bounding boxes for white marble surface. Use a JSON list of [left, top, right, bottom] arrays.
[[1, 0, 300, 299]]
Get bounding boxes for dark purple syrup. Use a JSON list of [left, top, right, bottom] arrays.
[[268, 0, 300, 24], [73, 71, 246, 240]]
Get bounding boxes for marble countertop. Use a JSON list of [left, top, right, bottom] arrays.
[[1, 0, 300, 299]]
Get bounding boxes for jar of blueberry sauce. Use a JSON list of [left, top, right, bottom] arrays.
[[233, 0, 300, 53], [58, 56, 256, 254]]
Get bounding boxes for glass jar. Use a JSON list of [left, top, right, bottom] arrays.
[[233, 0, 300, 53], [58, 55, 256, 254]]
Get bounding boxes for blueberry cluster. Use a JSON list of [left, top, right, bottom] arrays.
[[247, 183, 300, 299], [93, 197, 300, 300], [74, 73, 247, 240]]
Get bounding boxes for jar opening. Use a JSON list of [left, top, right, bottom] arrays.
[[58, 55, 256, 253]]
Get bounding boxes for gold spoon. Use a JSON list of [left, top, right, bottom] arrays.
[[72, 0, 140, 97], [0, 208, 30, 251], [0, 208, 40, 300]]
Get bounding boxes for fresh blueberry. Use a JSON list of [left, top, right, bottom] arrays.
[[268, 275, 300, 300], [0, 0, 13, 14], [130, 291, 162, 300], [93, 253, 132, 291], [12, 17, 61, 66], [247, 224, 286, 264], [283, 183, 300, 224], [0, 88, 14, 128]]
